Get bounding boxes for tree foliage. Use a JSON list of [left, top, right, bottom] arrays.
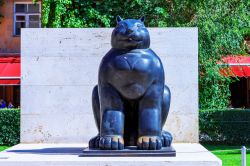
[[195, 0, 250, 108], [41, 0, 250, 109]]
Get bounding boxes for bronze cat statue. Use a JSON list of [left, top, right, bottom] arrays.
[[89, 16, 172, 150]]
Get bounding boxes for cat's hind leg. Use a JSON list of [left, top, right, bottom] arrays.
[[161, 85, 173, 147], [89, 85, 101, 149]]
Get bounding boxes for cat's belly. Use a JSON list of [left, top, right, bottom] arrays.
[[120, 82, 146, 99], [111, 70, 153, 99]]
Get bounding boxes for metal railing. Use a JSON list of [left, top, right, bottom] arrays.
[[242, 146, 247, 166]]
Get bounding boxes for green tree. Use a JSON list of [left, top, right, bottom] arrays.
[[41, 0, 250, 109], [195, 0, 250, 108]]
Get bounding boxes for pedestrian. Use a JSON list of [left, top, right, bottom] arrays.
[[8, 102, 14, 108], [0, 99, 6, 109]]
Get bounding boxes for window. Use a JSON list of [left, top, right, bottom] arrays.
[[14, 2, 41, 36], [230, 77, 250, 108]]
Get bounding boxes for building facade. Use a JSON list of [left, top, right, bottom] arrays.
[[0, 0, 41, 108]]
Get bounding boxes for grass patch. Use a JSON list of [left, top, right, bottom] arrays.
[[0, 146, 10, 152], [203, 144, 250, 166]]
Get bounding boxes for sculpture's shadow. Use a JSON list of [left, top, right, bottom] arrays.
[[7, 147, 83, 155], [7, 146, 176, 157]]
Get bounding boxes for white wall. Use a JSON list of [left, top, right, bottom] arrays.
[[21, 28, 198, 143]]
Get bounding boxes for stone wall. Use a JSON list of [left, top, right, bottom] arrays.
[[21, 28, 198, 143]]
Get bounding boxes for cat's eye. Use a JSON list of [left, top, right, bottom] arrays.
[[116, 24, 126, 33], [137, 24, 142, 28], [117, 24, 125, 29]]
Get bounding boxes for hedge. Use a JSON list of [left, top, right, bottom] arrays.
[[1, 107, 250, 145], [199, 109, 250, 145], [0, 108, 20, 146]]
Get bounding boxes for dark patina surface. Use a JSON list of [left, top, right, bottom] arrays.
[[88, 16, 174, 152], [82, 146, 176, 157]]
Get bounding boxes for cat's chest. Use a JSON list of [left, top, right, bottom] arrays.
[[112, 52, 153, 73]]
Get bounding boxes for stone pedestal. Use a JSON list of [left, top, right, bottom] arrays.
[[82, 146, 176, 157], [0, 143, 222, 166]]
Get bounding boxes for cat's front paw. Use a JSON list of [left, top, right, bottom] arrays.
[[137, 136, 162, 150], [161, 130, 173, 147], [99, 135, 124, 150], [89, 134, 100, 149]]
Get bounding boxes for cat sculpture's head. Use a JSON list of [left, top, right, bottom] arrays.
[[111, 16, 150, 50]]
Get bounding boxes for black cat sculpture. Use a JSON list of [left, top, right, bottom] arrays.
[[89, 16, 173, 150]]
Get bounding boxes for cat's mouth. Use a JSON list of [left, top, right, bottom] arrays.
[[123, 37, 142, 42]]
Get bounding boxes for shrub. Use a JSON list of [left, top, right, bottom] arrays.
[[0, 108, 20, 146], [199, 109, 250, 145]]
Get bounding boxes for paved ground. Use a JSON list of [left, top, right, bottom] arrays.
[[0, 143, 221, 166]]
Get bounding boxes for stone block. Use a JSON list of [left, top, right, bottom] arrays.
[[21, 28, 198, 143]]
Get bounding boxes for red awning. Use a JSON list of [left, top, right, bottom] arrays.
[[220, 55, 250, 77], [0, 56, 20, 85]]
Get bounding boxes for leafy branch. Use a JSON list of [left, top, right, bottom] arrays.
[[41, 0, 250, 109]]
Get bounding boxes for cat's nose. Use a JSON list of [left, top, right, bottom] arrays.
[[127, 29, 133, 34]]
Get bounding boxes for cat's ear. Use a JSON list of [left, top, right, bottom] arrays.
[[139, 16, 145, 22], [116, 16, 122, 23]]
